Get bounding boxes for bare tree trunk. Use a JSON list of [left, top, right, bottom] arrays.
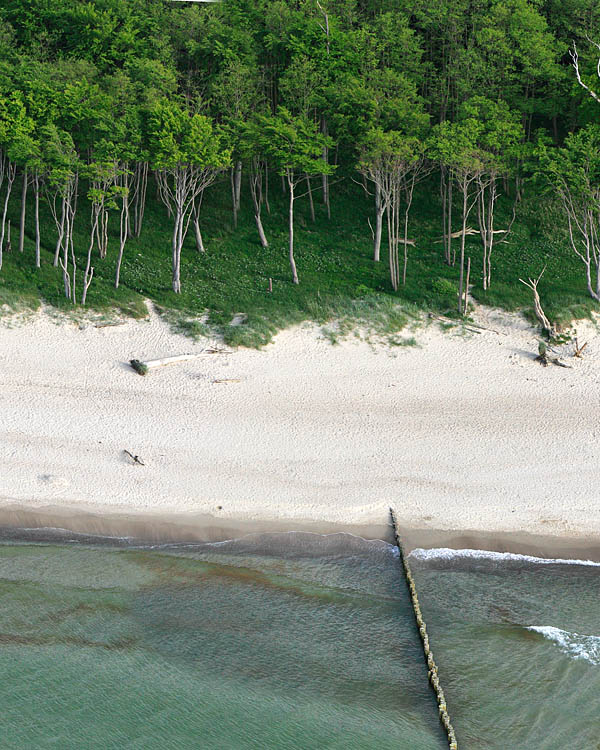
[[115, 191, 129, 289], [249, 160, 268, 248], [441, 167, 448, 263], [18, 168, 28, 254], [374, 182, 383, 262], [234, 160, 242, 213], [34, 172, 40, 268], [230, 162, 242, 229], [458, 184, 468, 314], [82, 212, 99, 305], [0, 162, 17, 268], [264, 167, 270, 215], [54, 195, 66, 267], [287, 171, 298, 284], [133, 161, 148, 237], [172, 209, 182, 293], [519, 269, 556, 335], [192, 198, 205, 253], [387, 181, 400, 292], [306, 175, 315, 222], [448, 178, 454, 265]]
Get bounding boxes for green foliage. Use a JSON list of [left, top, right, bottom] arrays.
[[147, 100, 230, 171], [245, 108, 334, 178], [0, 0, 599, 343]]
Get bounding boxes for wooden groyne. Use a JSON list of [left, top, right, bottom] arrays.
[[389, 508, 458, 750]]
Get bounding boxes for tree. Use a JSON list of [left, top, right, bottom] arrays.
[[538, 126, 600, 302], [246, 108, 333, 284], [462, 97, 522, 290], [147, 99, 231, 293], [359, 129, 429, 290], [42, 124, 80, 301], [0, 92, 35, 272], [430, 116, 486, 314]]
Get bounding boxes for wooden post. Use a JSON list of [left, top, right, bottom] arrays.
[[389, 508, 459, 750]]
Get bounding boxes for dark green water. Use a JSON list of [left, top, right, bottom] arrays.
[[0, 533, 445, 750], [1, 534, 598, 749], [410, 547, 600, 750]]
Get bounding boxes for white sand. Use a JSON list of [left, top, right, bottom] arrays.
[[2, 303, 600, 539]]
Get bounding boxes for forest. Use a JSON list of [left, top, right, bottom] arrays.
[[1, 0, 600, 346]]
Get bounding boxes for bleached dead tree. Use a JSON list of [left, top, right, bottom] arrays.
[[519, 267, 557, 337], [570, 40, 600, 105]]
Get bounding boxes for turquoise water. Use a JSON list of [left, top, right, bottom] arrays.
[[0, 533, 445, 749], [1, 533, 598, 749], [410, 548, 600, 750]]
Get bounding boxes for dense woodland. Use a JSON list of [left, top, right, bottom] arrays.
[[1, 0, 600, 344]]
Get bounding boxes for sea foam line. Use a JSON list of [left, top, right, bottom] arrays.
[[527, 626, 600, 666], [409, 547, 600, 568]]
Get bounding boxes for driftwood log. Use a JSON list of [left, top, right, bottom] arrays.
[[535, 341, 572, 368], [124, 449, 145, 465], [435, 226, 508, 243], [574, 338, 588, 358], [130, 347, 227, 376]]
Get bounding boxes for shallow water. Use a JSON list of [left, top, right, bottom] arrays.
[[1, 533, 598, 749], [0, 533, 445, 749], [410, 547, 600, 750]]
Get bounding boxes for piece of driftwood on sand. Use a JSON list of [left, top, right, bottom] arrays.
[[130, 347, 228, 375]]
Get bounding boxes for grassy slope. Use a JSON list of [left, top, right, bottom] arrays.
[[0, 172, 596, 346]]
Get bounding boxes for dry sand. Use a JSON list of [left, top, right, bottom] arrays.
[[2, 302, 600, 550]]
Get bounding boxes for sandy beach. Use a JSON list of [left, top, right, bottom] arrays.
[[2, 302, 600, 552]]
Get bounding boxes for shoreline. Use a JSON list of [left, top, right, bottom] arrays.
[[1, 502, 600, 562], [3, 303, 600, 551]]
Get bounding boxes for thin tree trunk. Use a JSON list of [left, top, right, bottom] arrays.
[[374, 182, 383, 262], [0, 162, 16, 269], [54, 195, 66, 267], [458, 184, 467, 315], [172, 210, 182, 293], [193, 201, 205, 253], [82, 212, 99, 305], [134, 161, 148, 237], [115, 193, 129, 289], [249, 162, 268, 248], [264, 167, 270, 214], [448, 178, 454, 265], [34, 172, 40, 268], [402, 206, 410, 285], [234, 160, 242, 212], [287, 172, 298, 284], [441, 167, 448, 263], [306, 175, 315, 222], [19, 168, 28, 254], [230, 166, 238, 229]]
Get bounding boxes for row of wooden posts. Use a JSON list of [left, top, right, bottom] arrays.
[[389, 507, 459, 750]]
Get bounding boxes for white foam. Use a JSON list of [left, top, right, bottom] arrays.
[[527, 626, 600, 666], [409, 547, 600, 568]]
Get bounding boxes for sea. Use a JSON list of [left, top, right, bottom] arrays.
[[0, 530, 598, 749]]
